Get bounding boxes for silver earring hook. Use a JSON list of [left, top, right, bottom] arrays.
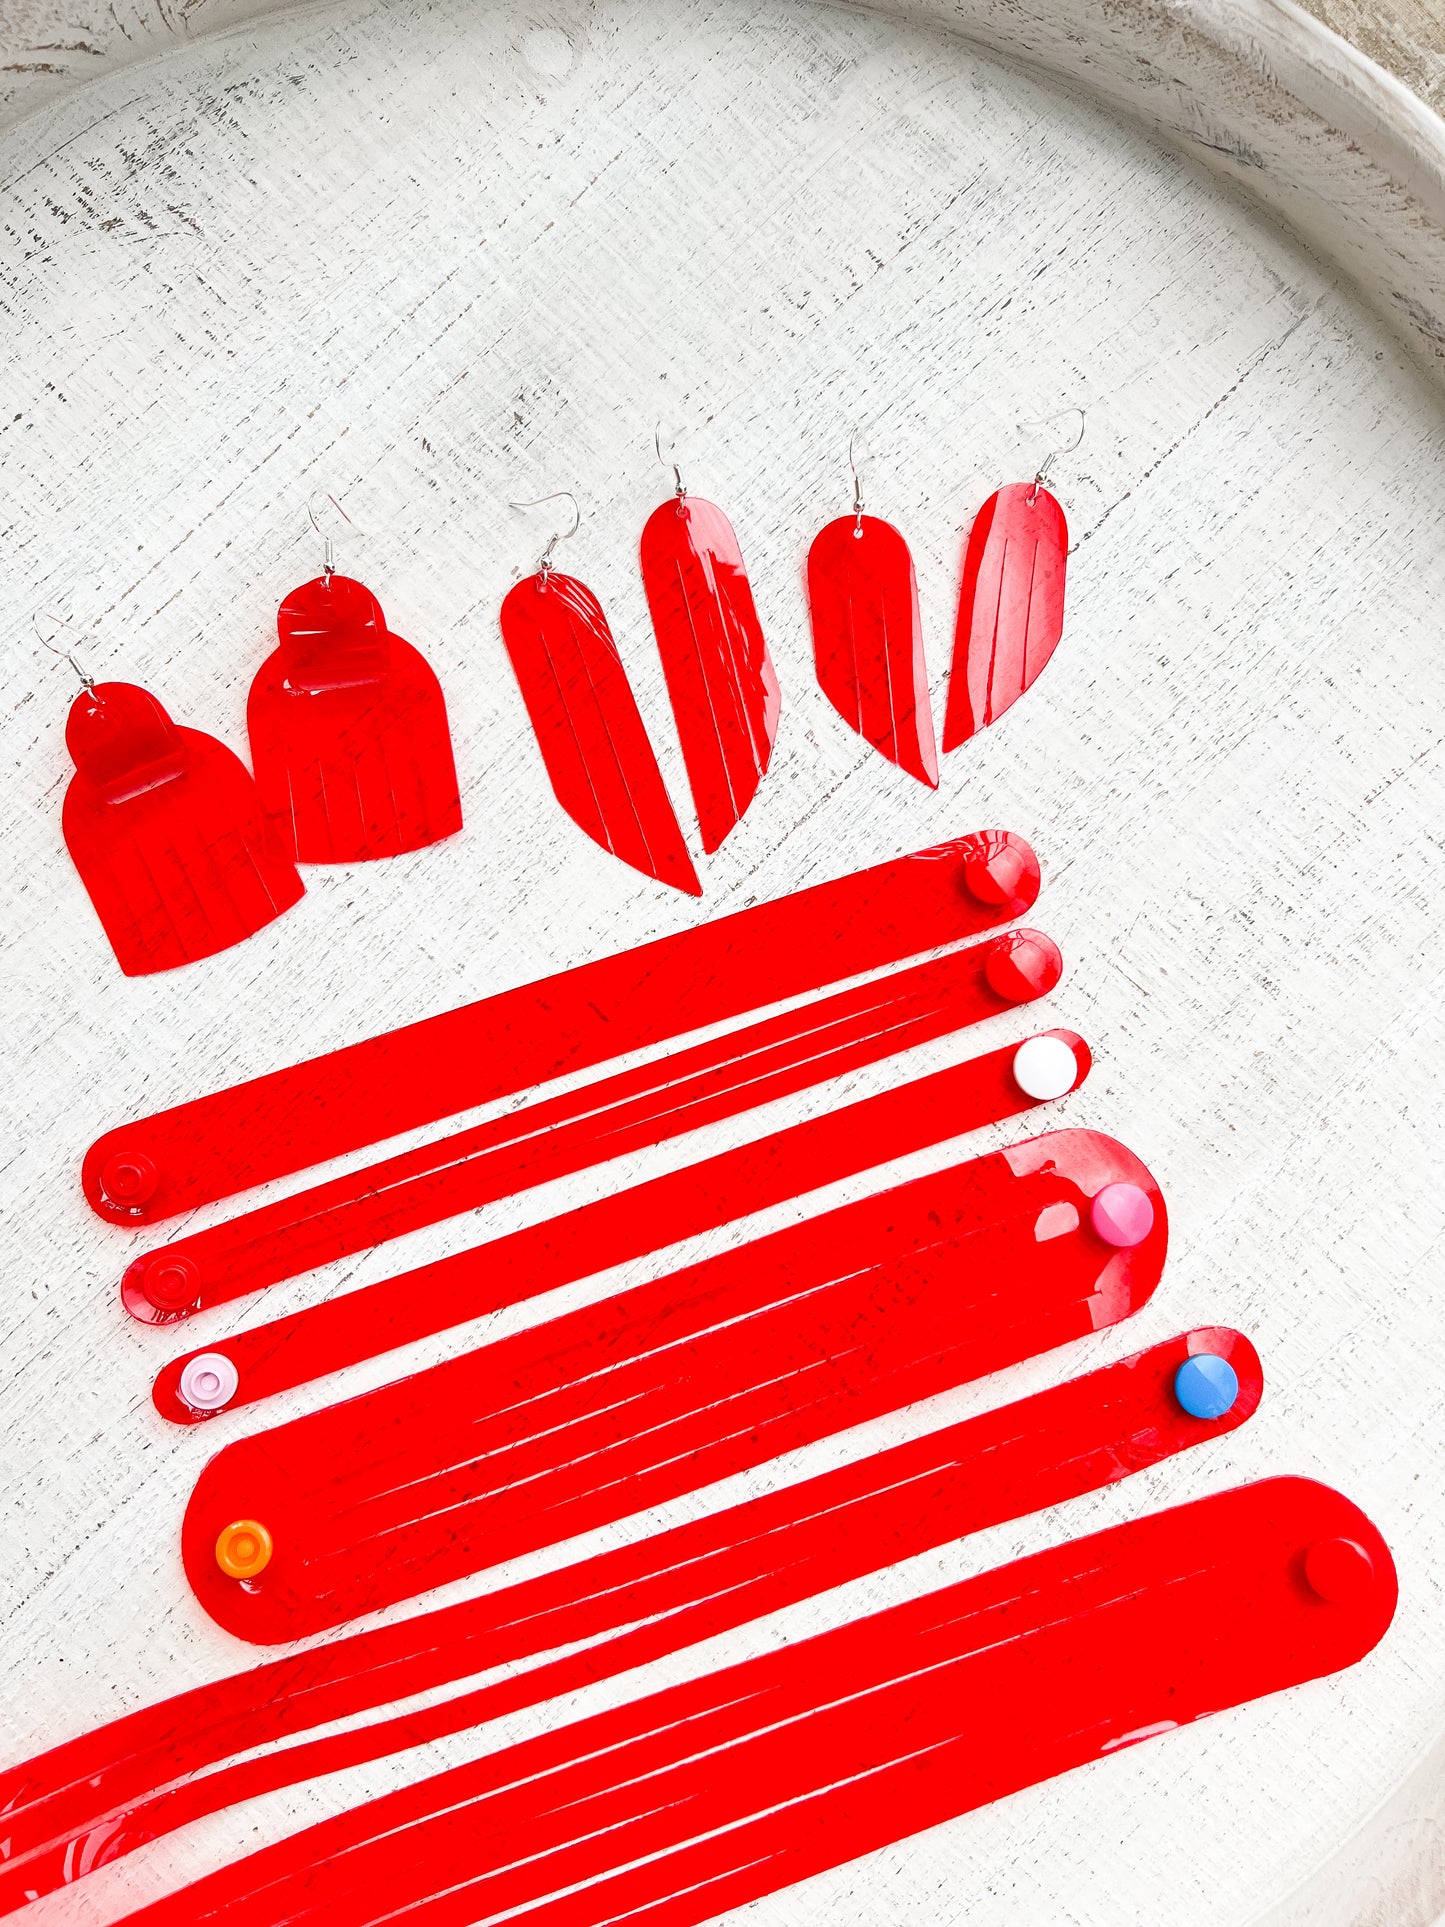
[[654, 424, 686, 501], [1023, 406, 1085, 505], [307, 491, 354, 582], [848, 428, 865, 537], [510, 491, 581, 579], [35, 611, 96, 692]]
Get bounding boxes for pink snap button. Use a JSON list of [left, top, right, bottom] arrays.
[[179, 1352, 239, 1413], [1089, 1183, 1155, 1248]]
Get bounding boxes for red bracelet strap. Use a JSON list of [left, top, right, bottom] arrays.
[[84, 831, 1040, 1224], [155, 1032, 1092, 1422], [2, 1333, 1256, 1919], [0, 1328, 1255, 1918], [181, 1122, 1164, 1642], [123, 928, 1063, 1324], [121, 1477, 1395, 1927]]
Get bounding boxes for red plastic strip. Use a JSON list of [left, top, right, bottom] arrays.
[[0, 1329, 1257, 1916], [181, 1118, 1158, 1642], [127, 931, 1062, 1327], [808, 513, 938, 786], [499, 570, 701, 896], [83, 831, 1038, 1224], [248, 575, 462, 864], [942, 483, 1069, 750], [639, 495, 780, 852], [120, 1478, 1396, 1927], [62, 682, 304, 977], [154, 1037, 1091, 1422]]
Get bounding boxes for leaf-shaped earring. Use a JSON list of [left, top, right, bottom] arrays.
[[43, 617, 305, 976], [942, 409, 1082, 752], [807, 435, 937, 787], [500, 493, 701, 897], [248, 495, 462, 862], [639, 432, 780, 853]]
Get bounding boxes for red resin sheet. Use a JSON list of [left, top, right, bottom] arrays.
[[808, 513, 938, 786], [154, 1038, 1092, 1421], [125, 930, 1063, 1326], [248, 574, 462, 863], [639, 495, 780, 852], [120, 1478, 1395, 1927], [0, 1328, 1257, 1916], [181, 1121, 1161, 1641], [61, 682, 304, 977], [942, 483, 1069, 750], [83, 830, 1039, 1225], [499, 570, 700, 895]]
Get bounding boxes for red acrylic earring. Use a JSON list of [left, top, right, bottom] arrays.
[[248, 509, 461, 862], [639, 441, 780, 853], [942, 412, 1081, 751], [499, 493, 700, 896], [808, 444, 937, 786], [57, 646, 305, 976]]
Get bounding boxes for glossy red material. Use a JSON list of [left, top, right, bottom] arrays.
[[248, 574, 462, 862], [181, 1120, 1156, 1641], [83, 831, 1039, 1223], [639, 495, 780, 851], [127, 931, 1064, 1327], [808, 513, 938, 786], [942, 483, 1069, 750], [499, 570, 700, 894], [0, 1329, 1254, 1915], [153, 1042, 1093, 1419], [120, 1479, 1394, 1927], [61, 682, 304, 976]]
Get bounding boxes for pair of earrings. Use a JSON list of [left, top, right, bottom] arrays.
[[53, 507, 462, 976], [499, 456, 780, 899], [500, 420, 1078, 898], [809, 415, 1080, 788]]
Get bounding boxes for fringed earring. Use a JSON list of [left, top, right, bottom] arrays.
[[500, 492, 700, 897], [942, 408, 1083, 751], [639, 430, 780, 853], [247, 494, 462, 863], [45, 617, 304, 975], [807, 432, 937, 787]]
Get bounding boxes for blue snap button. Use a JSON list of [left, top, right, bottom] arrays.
[[1174, 1354, 1239, 1419]]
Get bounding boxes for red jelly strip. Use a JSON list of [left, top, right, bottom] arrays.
[[942, 483, 1069, 751], [84, 831, 1038, 1224], [499, 569, 700, 896], [62, 682, 304, 978], [119, 1478, 1395, 1927], [155, 1036, 1091, 1422], [181, 1118, 1157, 1642], [126, 931, 1063, 1325], [808, 513, 938, 787], [0, 1329, 1257, 1916], [639, 495, 780, 852]]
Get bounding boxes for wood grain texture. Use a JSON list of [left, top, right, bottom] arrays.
[[1, 3, 1445, 1926]]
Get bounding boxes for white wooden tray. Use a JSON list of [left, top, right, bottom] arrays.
[[2, 2, 1444, 1923]]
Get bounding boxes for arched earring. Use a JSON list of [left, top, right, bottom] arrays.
[[942, 407, 1082, 751], [499, 492, 700, 897], [639, 428, 780, 854], [806, 431, 938, 788], [41, 612, 304, 976], [247, 492, 462, 863]]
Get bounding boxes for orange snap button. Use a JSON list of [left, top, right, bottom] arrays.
[[215, 1518, 273, 1580]]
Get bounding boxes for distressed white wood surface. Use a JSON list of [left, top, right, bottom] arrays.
[[2, 2, 1445, 1923]]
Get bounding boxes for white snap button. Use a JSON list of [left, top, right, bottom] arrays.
[[1011, 1034, 1079, 1101]]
